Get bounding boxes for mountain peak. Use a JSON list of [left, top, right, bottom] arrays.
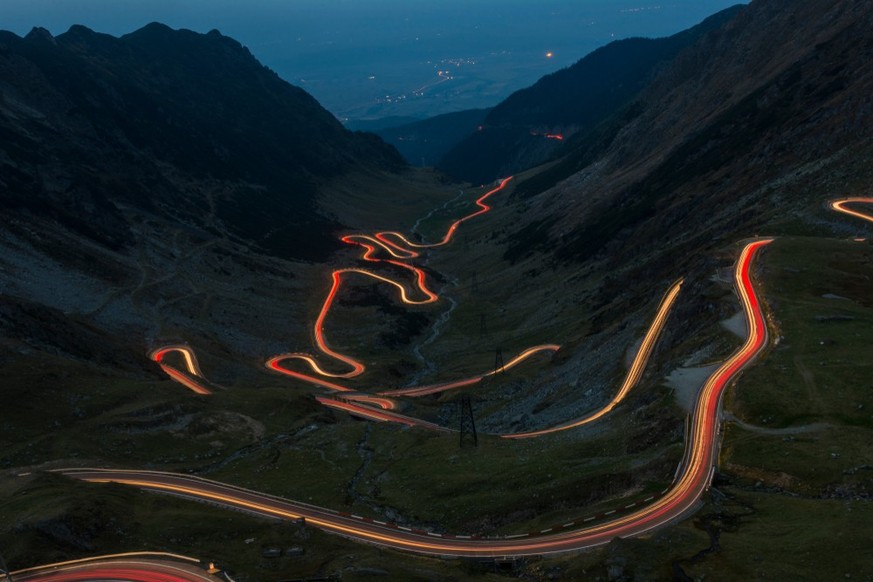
[[65, 24, 96, 36], [140, 21, 174, 34], [24, 26, 56, 44], [0, 22, 404, 260], [119, 22, 180, 45]]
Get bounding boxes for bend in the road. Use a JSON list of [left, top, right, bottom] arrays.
[[830, 197, 873, 224], [150, 346, 212, 395], [58, 239, 773, 557]]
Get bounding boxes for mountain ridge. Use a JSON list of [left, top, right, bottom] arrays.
[[0, 22, 405, 260], [437, 4, 745, 183], [510, 0, 873, 269]]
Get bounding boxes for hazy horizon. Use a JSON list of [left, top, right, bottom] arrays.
[[1, 0, 749, 120]]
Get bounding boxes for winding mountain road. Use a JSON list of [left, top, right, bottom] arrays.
[[830, 197, 873, 224], [150, 177, 685, 436], [150, 346, 212, 395], [58, 240, 772, 558], [266, 178, 514, 387]]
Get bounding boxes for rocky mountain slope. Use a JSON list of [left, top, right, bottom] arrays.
[[438, 4, 744, 184], [0, 22, 412, 413], [505, 0, 871, 274], [0, 22, 404, 261]]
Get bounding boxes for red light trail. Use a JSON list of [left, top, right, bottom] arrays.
[[262, 177, 562, 415], [268, 178, 511, 386], [57, 238, 772, 558], [11, 552, 219, 582], [529, 130, 564, 141], [149, 346, 212, 395], [152, 173, 682, 437], [374, 177, 513, 251], [62, 160, 788, 565]]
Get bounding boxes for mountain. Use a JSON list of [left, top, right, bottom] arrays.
[[0, 22, 411, 421], [2, 3, 872, 580], [0, 22, 404, 261], [438, 4, 745, 184], [365, 108, 490, 168], [505, 0, 872, 268]]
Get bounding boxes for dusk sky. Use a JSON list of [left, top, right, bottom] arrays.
[[1, 1, 749, 118]]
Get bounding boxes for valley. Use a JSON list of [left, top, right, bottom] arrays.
[[8, 180, 872, 578], [2, 1, 873, 580]]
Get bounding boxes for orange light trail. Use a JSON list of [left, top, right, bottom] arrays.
[[315, 396, 447, 429], [375, 177, 512, 251], [504, 279, 683, 439], [265, 177, 523, 407], [149, 346, 212, 395], [60, 250, 770, 551], [71, 240, 770, 556], [270, 267, 438, 382], [379, 344, 560, 397], [342, 234, 419, 259], [11, 551, 215, 582], [830, 197, 873, 224], [342, 392, 399, 410]]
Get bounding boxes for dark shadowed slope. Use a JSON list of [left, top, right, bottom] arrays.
[[505, 0, 872, 270], [0, 22, 404, 261], [438, 5, 744, 184]]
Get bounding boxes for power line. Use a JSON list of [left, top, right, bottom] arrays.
[[494, 347, 504, 375]]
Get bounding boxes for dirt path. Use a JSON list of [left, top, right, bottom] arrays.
[[722, 411, 829, 435]]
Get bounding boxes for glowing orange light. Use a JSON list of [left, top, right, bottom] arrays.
[[149, 346, 212, 395], [505, 280, 683, 439], [267, 178, 515, 392], [379, 345, 559, 398], [830, 197, 873, 224], [63, 269, 772, 558]]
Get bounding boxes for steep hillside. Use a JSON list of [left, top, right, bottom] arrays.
[[0, 23, 404, 261], [0, 22, 421, 426], [439, 4, 744, 183], [507, 0, 872, 270]]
